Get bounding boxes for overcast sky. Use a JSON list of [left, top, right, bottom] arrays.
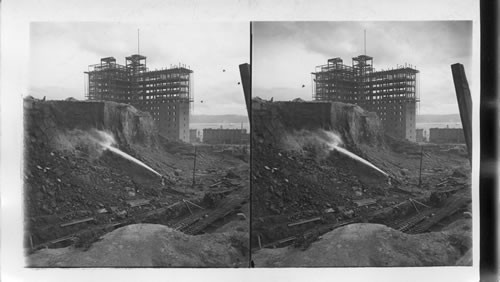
[[253, 21, 472, 115], [29, 22, 249, 116]]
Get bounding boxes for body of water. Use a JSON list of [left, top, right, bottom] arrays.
[[416, 122, 462, 131], [190, 122, 250, 132], [190, 122, 250, 140]]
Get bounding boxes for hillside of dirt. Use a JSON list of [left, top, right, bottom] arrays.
[[24, 98, 249, 266], [251, 98, 471, 266]]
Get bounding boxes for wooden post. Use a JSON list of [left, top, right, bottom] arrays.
[[418, 146, 424, 187], [239, 63, 251, 118], [451, 63, 472, 164], [192, 145, 197, 186]]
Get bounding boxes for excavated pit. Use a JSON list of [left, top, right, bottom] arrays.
[[24, 98, 249, 267], [251, 98, 471, 266]]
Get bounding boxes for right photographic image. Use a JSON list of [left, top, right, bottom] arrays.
[[251, 21, 473, 267]]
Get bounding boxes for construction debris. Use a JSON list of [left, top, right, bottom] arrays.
[[126, 199, 150, 208], [25, 99, 249, 266], [60, 217, 95, 228], [251, 98, 471, 266], [353, 198, 377, 207], [288, 217, 322, 227]]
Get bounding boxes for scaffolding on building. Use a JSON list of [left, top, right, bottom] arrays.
[[85, 57, 130, 103], [352, 55, 374, 100], [312, 54, 420, 141], [85, 54, 193, 142], [312, 58, 356, 102]]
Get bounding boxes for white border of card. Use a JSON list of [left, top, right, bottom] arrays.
[[1, 0, 480, 281]]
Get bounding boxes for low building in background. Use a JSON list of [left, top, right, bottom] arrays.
[[189, 129, 201, 143], [429, 128, 465, 144], [203, 128, 249, 144], [416, 128, 426, 142]]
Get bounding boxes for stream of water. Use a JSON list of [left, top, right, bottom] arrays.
[[330, 144, 388, 177], [100, 143, 162, 177], [90, 131, 162, 177]]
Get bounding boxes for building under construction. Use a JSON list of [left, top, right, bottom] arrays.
[[85, 54, 193, 142], [312, 55, 419, 141]]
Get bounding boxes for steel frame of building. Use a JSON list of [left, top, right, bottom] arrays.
[[312, 55, 420, 141], [85, 54, 193, 142]]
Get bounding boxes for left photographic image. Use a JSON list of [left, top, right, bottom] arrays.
[[24, 22, 250, 267]]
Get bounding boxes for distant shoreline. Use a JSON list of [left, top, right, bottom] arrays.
[[416, 114, 461, 124], [190, 114, 460, 124], [190, 122, 250, 132], [191, 115, 249, 124]]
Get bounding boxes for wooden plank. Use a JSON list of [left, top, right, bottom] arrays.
[[287, 216, 322, 227], [239, 63, 251, 117], [277, 236, 296, 244], [184, 199, 205, 210], [60, 217, 95, 227], [408, 196, 470, 234], [256, 220, 357, 251], [127, 199, 150, 208], [436, 180, 449, 187], [47, 236, 77, 246], [165, 201, 181, 209], [451, 63, 472, 163], [353, 198, 377, 207], [209, 181, 222, 188], [391, 186, 414, 194], [181, 196, 246, 235]]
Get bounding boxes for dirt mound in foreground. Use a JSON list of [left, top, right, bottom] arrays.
[[28, 224, 247, 267], [253, 220, 471, 267]]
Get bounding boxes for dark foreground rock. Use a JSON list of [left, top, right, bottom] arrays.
[[28, 224, 247, 267], [253, 221, 472, 267]]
